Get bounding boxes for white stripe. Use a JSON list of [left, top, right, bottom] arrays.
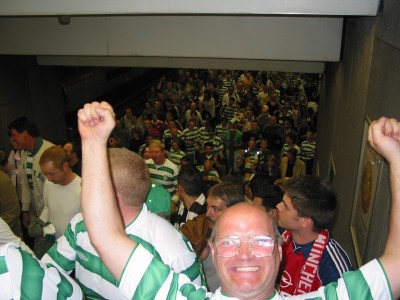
[[326, 239, 351, 275], [360, 260, 391, 298], [120, 245, 154, 298]]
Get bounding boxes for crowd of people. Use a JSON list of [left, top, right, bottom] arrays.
[[112, 69, 319, 184], [1, 70, 399, 299]]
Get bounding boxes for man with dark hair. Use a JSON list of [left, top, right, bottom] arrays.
[[276, 175, 352, 295], [62, 140, 82, 176], [299, 127, 316, 175], [42, 148, 202, 298], [251, 176, 283, 226], [7, 117, 54, 253], [173, 165, 207, 228], [280, 148, 306, 178]]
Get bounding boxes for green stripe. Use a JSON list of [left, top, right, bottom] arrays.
[[75, 244, 116, 285], [134, 256, 171, 299], [46, 245, 75, 272], [180, 260, 200, 282], [167, 273, 180, 299], [156, 166, 174, 174], [323, 269, 373, 300], [21, 248, 44, 299], [74, 218, 88, 235], [74, 277, 103, 299], [0, 256, 7, 274], [179, 282, 207, 299], [55, 265, 75, 299], [127, 235, 163, 262], [147, 164, 157, 170], [342, 268, 372, 300], [150, 173, 165, 181], [324, 281, 339, 300], [47, 222, 78, 272]]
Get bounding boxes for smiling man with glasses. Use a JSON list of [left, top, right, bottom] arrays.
[[209, 204, 282, 299]]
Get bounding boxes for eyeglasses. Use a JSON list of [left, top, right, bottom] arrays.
[[214, 235, 276, 258]]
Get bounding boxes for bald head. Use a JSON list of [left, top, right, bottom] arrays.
[[213, 203, 279, 242], [210, 202, 282, 299]]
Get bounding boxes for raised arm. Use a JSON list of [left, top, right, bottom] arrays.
[[368, 116, 400, 298], [78, 101, 136, 280]]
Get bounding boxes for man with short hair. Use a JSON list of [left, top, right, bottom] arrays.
[[173, 165, 207, 228], [169, 139, 187, 166], [300, 127, 316, 175], [276, 175, 352, 295], [62, 140, 82, 176], [242, 119, 262, 146], [280, 148, 306, 178], [181, 119, 200, 163], [120, 107, 134, 131], [111, 119, 130, 148], [7, 117, 54, 254], [239, 138, 263, 181], [224, 120, 243, 175], [39, 146, 81, 241], [196, 159, 220, 182], [262, 114, 282, 152], [42, 147, 202, 298], [77, 102, 400, 300], [146, 139, 179, 196], [251, 176, 283, 226], [222, 85, 240, 106]]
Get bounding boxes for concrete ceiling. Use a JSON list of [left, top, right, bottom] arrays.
[[0, 0, 380, 73]]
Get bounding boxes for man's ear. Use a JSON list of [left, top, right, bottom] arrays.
[[62, 161, 70, 171], [300, 216, 314, 229], [269, 208, 279, 219]]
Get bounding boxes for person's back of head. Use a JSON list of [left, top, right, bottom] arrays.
[[178, 165, 204, 196], [8, 117, 39, 137], [70, 140, 82, 160], [284, 175, 337, 231], [64, 140, 82, 161], [250, 174, 275, 191], [253, 184, 283, 211], [108, 148, 150, 207]]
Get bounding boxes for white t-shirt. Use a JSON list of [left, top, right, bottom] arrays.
[[41, 175, 81, 239]]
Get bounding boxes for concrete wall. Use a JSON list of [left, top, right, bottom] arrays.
[[0, 56, 67, 152], [318, 0, 400, 266]]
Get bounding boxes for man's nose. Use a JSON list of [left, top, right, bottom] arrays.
[[236, 241, 252, 259], [206, 207, 213, 218]]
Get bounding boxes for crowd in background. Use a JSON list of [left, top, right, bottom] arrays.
[[113, 69, 319, 186]]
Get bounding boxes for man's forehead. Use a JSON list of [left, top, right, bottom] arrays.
[[215, 204, 274, 236], [10, 129, 24, 135], [207, 196, 227, 208]]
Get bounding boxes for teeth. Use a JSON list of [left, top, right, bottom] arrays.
[[235, 267, 259, 272]]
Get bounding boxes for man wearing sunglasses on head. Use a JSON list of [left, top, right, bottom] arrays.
[[78, 101, 399, 300]]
